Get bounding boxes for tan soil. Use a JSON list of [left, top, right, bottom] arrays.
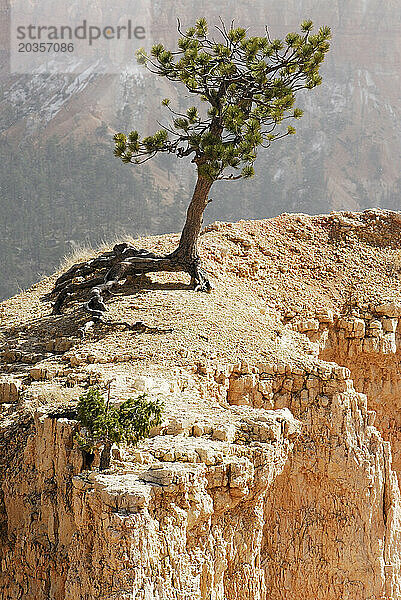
[[1, 208, 401, 380]]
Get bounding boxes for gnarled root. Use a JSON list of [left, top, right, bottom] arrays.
[[189, 258, 213, 292], [49, 242, 212, 325]]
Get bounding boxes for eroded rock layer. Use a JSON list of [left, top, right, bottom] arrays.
[[2, 210, 401, 599]]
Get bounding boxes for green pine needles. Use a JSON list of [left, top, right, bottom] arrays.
[[114, 17, 331, 182], [76, 387, 164, 470]]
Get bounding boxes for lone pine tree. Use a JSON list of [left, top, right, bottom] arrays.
[[50, 17, 331, 321]]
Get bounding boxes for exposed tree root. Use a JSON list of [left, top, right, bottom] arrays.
[[189, 259, 213, 292], [50, 242, 212, 328]]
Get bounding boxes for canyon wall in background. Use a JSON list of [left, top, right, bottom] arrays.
[[0, 0, 400, 299]]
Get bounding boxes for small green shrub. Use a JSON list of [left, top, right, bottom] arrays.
[[76, 387, 164, 470]]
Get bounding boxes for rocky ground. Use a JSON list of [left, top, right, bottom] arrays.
[[2, 209, 401, 599]]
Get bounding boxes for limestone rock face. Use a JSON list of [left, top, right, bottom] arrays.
[[299, 306, 401, 481], [1, 361, 401, 599], [3, 212, 401, 598], [263, 372, 401, 600], [0, 406, 300, 600]]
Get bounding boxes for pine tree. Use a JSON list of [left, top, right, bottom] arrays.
[[50, 17, 331, 320], [113, 17, 331, 288]]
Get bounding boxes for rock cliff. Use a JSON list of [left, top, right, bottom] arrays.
[[2, 210, 401, 599]]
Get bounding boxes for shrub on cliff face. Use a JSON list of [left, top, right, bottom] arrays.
[[76, 387, 164, 470]]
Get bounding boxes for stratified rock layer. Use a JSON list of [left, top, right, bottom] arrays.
[[2, 211, 401, 599], [1, 398, 301, 599]]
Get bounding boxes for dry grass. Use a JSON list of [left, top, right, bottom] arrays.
[[58, 232, 151, 272], [58, 245, 97, 271]]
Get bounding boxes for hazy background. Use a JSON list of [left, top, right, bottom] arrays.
[[0, 0, 400, 299]]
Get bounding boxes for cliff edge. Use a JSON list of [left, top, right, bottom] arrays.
[[2, 209, 401, 599]]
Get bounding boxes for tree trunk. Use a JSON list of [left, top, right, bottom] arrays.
[[99, 440, 112, 471], [50, 166, 215, 317], [172, 169, 213, 262]]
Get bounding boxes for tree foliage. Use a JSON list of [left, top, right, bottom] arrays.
[[114, 17, 331, 182], [76, 387, 164, 469]]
